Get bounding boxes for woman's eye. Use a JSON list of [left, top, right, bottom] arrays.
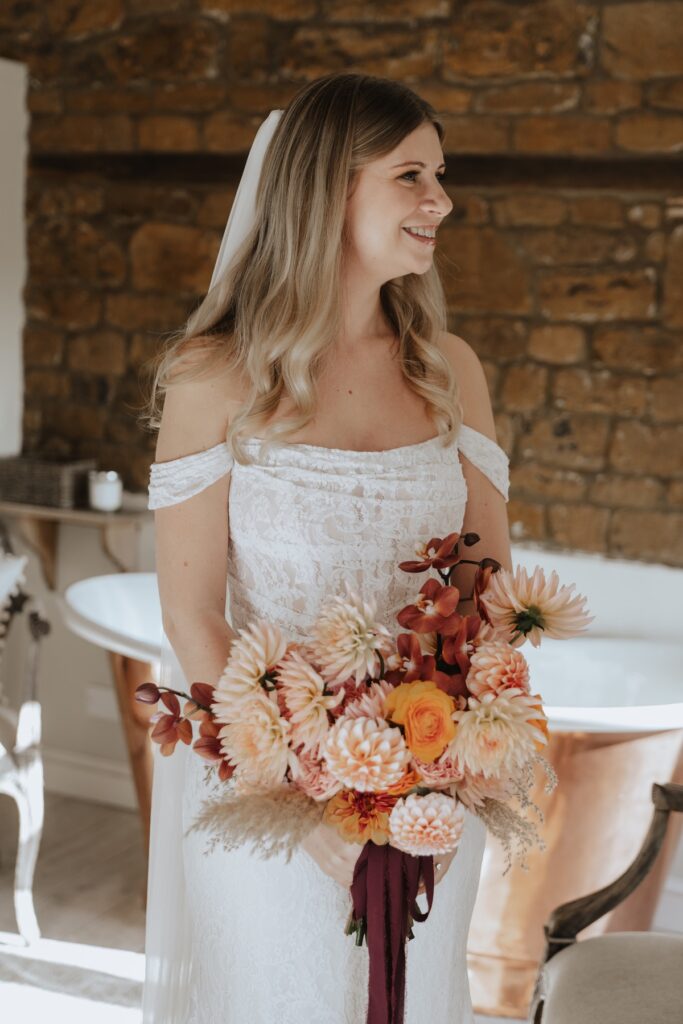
[[400, 171, 447, 183]]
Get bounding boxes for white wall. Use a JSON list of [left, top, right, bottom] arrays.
[[0, 57, 27, 457]]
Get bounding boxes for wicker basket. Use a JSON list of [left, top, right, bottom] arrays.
[[0, 455, 97, 509]]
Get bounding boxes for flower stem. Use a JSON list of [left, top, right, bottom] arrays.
[[160, 686, 212, 713]]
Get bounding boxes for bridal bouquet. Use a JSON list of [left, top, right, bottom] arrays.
[[137, 530, 591, 1024]]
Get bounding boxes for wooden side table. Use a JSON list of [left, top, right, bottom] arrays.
[[0, 499, 150, 590]]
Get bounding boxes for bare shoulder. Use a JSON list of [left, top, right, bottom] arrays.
[[436, 331, 496, 439], [155, 335, 249, 461]]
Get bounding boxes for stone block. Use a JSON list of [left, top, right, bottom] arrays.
[[138, 116, 200, 151], [26, 285, 101, 330], [602, 3, 683, 79], [589, 474, 664, 509], [548, 503, 610, 552], [477, 81, 580, 114], [649, 378, 683, 423], [493, 195, 567, 227], [129, 223, 218, 293], [518, 228, 638, 266], [528, 325, 586, 364], [538, 267, 657, 321], [459, 318, 527, 362], [610, 509, 683, 566], [520, 414, 610, 470], [568, 196, 624, 228], [441, 227, 531, 314], [616, 113, 683, 153], [501, 365, 548, 413], [437, 115, 509, 154], [442, 2, 596, 78], [67, 330, 127, 375], [552, 368, 648, 416], [593, 326, 683, 374], [663, 225, 683, 326], [514, 116, 612, 155], [610, 421, 683, 476], [583, 79, 641, 113], [507, 498, 547, 543], [512, 462, 588, 502], [23, 326, 65, 368]]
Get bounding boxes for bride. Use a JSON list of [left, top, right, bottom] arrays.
[[142, 71, 511, 1023]]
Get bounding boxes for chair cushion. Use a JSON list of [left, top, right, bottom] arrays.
[[539, 932, 683, 1024]]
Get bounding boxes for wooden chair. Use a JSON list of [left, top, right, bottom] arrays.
[[0, 547, 51, 944], [529, 781, 683, 1023]]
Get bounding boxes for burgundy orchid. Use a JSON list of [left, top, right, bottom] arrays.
[[396, 577, 461, 633], [135, 682, 161, 704], [150, 691, 193, 756], [440, 614, 484, 677], [184, 682, 216, 720], [193, 715, 235, 782], [384, 633, 453, 692], [398, 532, 462, 573], [472, 558, 502, 622]]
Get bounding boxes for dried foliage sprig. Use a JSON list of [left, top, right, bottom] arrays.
[[185, 781, 326, 862]]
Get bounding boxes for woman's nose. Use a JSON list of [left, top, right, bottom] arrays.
[[421, 180, 453, 218]]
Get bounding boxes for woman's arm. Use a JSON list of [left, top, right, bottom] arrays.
[[439, 333, 512, 605], [153, 356, 240, 689]]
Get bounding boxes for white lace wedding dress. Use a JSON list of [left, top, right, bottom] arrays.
[[146, 425, 509, 1024]]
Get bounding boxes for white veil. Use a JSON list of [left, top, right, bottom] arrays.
[[142, 109, 284, 1024]]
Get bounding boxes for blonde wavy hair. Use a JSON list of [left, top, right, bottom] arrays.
[[145, 71, 461, 465]]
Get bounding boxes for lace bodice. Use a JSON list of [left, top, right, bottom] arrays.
[[148, 427, 509, 644]]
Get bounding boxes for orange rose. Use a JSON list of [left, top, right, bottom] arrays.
[[383, 679, 456, 762]]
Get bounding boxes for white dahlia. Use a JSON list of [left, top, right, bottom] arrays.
[[308, 581, 394, 686], [452, 769, 515, 811], [322, 715, 411, 792], [275, 648, 344, 754], [212, 620, 289, 720], [448, 689, 548, 778], [343, 679, 395, 720], [389, 792, 465, 856], [479, 566, 592, 648], [466, 641, 530, 697], [219, 691, 293, 788]]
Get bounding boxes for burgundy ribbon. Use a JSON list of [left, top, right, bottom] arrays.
[[350, 842, 435, 1024]]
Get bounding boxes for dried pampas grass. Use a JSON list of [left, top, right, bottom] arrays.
[[185, 780, 326, 861], [476, 753, 558, 875]]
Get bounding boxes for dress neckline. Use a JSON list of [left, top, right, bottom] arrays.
[[243, 432, 448, 457]]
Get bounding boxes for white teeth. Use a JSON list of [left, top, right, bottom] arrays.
[[405, 227, 436, 239]]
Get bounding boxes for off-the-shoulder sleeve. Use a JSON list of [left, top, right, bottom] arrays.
[[457, 424, 509, 501], [148, 441, 234, 510]]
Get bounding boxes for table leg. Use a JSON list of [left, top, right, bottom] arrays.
[[108, 652, 157, 858]]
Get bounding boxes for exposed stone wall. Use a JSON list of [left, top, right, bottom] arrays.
[[1, 0, 682, 564]]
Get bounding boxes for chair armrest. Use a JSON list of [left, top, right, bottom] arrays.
[[543, 782, 683, 962]]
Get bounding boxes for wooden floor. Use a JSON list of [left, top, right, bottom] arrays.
[[0, 791, 146, 952], [0, 790, 517, 1023]]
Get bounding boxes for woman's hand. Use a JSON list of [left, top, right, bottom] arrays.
[[300, 819, 364, 888], [417, 848, 457, 896]]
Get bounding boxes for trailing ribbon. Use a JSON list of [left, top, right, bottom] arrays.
[[350, 842, 434, 1024]]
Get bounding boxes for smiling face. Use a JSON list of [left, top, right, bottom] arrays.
[[343, 120, 453, 285]]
